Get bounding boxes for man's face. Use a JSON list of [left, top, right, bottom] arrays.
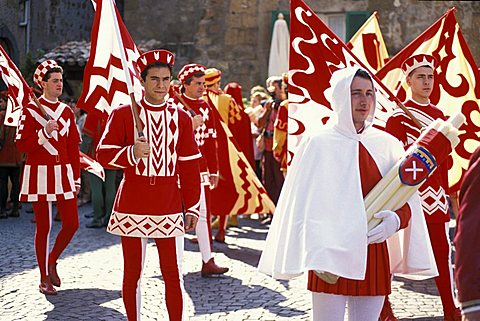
[[407, 66, 434, 100], [41, 72, 63, 98], [184, 76, 206, 99], [141, 66, 171, 104], [211, 81, 222, 93], [250, 95, 260, 107], [350, 76, 375, 130], [274, 82, 283, 99]]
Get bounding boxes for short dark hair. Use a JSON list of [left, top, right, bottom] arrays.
[[354, 69, 372, 81], [184, 72, 205, 85], [141, 62, 172, 81], [43, 67, 63, 82]]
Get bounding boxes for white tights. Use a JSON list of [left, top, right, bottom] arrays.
[[312, 292, 385, 321], [195, 185, 212, 263]]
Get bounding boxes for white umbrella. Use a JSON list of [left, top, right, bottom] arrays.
[[268, 13, 290, 77]]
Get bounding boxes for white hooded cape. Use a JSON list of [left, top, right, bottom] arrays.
[[258, 67, 437, 280]]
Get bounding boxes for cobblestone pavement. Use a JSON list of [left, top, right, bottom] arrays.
[[0, 203, 455, 320]]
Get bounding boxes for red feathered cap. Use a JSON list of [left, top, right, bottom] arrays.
[[136, 49, 175, 74]]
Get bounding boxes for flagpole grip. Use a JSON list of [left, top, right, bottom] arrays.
[[173, 91, 196, 117], [29, 91, 50, 121], [396, 101, 423, 130], [129, 93, 144, 137]]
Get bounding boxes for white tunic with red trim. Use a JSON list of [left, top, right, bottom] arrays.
[[15, 96, 81, 202], [96, 98, 201, 238], [385, 99, 450, 224]]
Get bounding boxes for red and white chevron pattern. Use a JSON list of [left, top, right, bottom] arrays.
[[107, 212, 185, 238], [420, 186, 449, 216], [136, 107, 179, 176]]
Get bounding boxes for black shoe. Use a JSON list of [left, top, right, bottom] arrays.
[[84, 212, 94, 218], [0, 210, 7, 219], [86, 221, 103, 228]]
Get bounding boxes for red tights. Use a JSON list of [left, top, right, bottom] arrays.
[[121, 236, 184, 321], [33, 199, 79, 280], [427, 222, 457, 314]]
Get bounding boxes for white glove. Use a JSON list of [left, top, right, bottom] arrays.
[[367, 210, 400, 244]]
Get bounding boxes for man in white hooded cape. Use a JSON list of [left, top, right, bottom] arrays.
[[258, 67, 437, 321]]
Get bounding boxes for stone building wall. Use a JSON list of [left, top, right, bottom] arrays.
[[1, 0, 480, 98], [370, 0, 480, 58]]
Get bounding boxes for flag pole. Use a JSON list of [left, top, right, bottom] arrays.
[[108, 0, 144, 137]]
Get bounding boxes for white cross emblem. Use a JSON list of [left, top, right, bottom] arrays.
[[405, 160, 424, 180]]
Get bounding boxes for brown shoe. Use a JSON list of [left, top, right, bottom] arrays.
[[380, 297, 398, 321], [39, 277, 57, 295], [201, 258, 229, 277], [48, 263, 61, 287]]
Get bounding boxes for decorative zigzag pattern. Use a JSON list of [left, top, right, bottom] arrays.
[[107, 212, 184, 238], [149, 111, 165, 175], [420, 186, 449, 216], [135, 107, 179, 177]]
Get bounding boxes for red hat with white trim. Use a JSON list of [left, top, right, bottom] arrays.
[[33, 60, 63, 87], [177, 63, 206, 83], [401, 54, 437, 76], [136, 49, 175, 74]]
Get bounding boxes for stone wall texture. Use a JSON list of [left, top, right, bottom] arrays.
[[1, 0, 479, 97]]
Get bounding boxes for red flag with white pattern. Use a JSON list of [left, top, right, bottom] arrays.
[[376, 8, 480, 191], [0, 45, 32, 126], [77, 0, 143, 115], [288, 0, 399, 163], [80, 151, 105, 181]]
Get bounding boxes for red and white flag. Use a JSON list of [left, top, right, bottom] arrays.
[[77, 0, 143, 115], [80, 151, 105, 181], [0, 45, 32, 126], [376, 8, 480, 191], [288, 0, 398, 160], [347, 11, 389, 72]]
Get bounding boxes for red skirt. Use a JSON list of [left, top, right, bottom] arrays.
[[308, 242, 391, 296]]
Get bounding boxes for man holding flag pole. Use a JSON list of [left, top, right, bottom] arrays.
[[15, 60, 81, 296], [96, 50, 201, 321]]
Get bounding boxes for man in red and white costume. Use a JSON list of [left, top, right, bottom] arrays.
[[15, 60, 80, 295], [96, 50, 201, 321], [385, 54, 461, 321], [173, 63, 229, 277], [258, 67, 436, 320]]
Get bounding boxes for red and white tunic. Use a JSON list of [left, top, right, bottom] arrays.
[[15, 96, 80, 202], [96, 98, 201, 238], [386, 99, 450, 223], [174, 93, 218, 186]]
